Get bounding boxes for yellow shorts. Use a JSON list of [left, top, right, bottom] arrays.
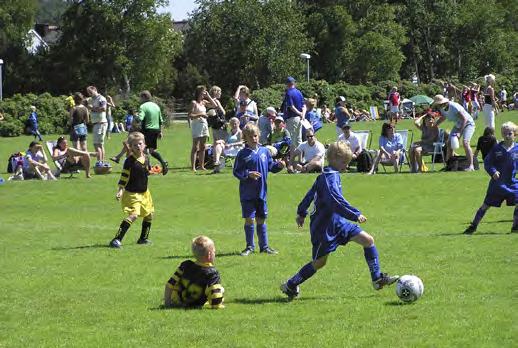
[[121, 190, 154, 217]]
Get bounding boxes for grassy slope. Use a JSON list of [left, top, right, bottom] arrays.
[[0, 112, 516, 347]]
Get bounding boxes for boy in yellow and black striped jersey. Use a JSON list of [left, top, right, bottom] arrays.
[[164, 236, 224, 309], [109, 132, 154, 248]]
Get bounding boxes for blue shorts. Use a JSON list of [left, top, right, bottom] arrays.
[[241, 199, 268, 219], [484, 184, 518, 207], [311, 218, 362, 260]]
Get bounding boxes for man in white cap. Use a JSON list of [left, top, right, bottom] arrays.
[[433, 94, 476, 171]]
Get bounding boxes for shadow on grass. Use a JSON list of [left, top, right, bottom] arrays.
[[149, 305, 203, 311], [51, 243, 109, 250], [230, 296, 325, 304], [384, 300, 412, 306], [159, 251, 241, 259], [436, 232, 512, 236], [481, 219, 513, 223]]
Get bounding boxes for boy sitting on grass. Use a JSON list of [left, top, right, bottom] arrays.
[[464, 121, 518, 234], [164, 236, 224, 309], [109, 132, 155, 248], [281, 141, 399, 300]]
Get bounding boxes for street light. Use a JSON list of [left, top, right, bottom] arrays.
[[300, 53, 311, 82], [0, 59, 3, 101]]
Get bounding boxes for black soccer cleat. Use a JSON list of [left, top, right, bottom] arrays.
[[137, 238, 152, 245], [260, 246, 278, 255], [109, 238, 122, 248], [240, 246, 254, 256], [463, 224, 477, 235], [280, 282, 300, 301], [372, 273, 399, 290], [162, 162, 169, 176]]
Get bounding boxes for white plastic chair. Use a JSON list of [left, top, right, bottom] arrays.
[[431, 128, 446, 171]]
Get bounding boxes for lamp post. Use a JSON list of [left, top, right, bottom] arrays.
[[0, 59, 3, 101], [300, 53, 311, 82]]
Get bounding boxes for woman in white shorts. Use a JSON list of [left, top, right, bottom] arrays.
[[189, 85, 217, 171], [482, 74, 498, 129], [434, 94, 476, 171]]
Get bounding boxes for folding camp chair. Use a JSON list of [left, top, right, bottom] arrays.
[[369, 106, 379, 121], [45, 141, 80, 178], [381, 129, 413, 172], [421, 128, 446, 171]]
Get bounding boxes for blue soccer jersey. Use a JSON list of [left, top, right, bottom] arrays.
[[233, 145, 283, 201], [483, 141, 518, 206], [297, 167, 362, 251]]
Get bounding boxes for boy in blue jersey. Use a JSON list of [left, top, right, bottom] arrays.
[[464, 121, 518, 234], [281, 141, 399, 300], [233, 123, 285, 256]]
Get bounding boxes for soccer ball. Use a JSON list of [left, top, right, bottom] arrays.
[[396, 275, 424, 303]]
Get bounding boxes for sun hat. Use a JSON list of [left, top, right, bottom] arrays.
[[432, 94, 449, 106], [338, 96, 346, 102], [274, 116, 284, 122], [265, 107, 277, 115]]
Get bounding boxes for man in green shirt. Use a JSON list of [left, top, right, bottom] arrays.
[[137, 90, 169, 175]]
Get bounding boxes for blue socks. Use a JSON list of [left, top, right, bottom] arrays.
[[363, 245, 381, 281], [472, 206, 488, 227], [244, 224, 255, 249], [288, 262, 317, 288], [257, 224, 268, 250]]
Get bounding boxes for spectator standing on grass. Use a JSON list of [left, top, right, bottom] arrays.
[[281, 77, 306, 172], [208, 86, 227, 144], [482, 74, 498, 129], [302, 98, 322, 141], [69, 92, 90, 152], [137, 90, 169, 175], [86, 86, 108, 165], [27, 106, 43, 141], [388, 87, 401, 123], [106, 95, 116, 138], [434, 94, 476, 171], [189, 85, 217, 172]]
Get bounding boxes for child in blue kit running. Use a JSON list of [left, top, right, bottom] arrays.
[[464, 121, 518, 234], [281, 141, 399, 300], [233, 123, 285, 256]]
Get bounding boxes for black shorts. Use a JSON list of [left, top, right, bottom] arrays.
[[144, 129, 160, 150]]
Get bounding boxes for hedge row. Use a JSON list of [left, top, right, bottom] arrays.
[[0, 93, 168, 137]]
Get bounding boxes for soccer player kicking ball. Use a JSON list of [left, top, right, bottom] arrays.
[[281, 141, 399, 300], [464, 121, 518, 234], [233, 123, 285, 256], [109, 132, 155, 248]]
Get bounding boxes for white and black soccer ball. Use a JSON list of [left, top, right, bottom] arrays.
[[396, 275, 424, 303]]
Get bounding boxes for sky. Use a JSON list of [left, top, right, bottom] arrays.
[[159, 0, 198, 21]]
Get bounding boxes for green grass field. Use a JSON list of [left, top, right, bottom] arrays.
[[1, 113, 517, 347]]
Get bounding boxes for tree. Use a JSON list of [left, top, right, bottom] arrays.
[[183, 0, 312, 93], [48, 0, 182, 96]]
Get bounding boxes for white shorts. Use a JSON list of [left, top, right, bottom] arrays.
[[92, 123, 107, 145], [191, 118, 209, 139], [483, 104, 495, 129]]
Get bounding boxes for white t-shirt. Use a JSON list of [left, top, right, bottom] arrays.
[[338, 131, 362, 153], [297, 140, 325, 165], [91, 94, 107, 123]]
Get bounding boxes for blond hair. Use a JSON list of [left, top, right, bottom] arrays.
[[209, 85, 221, 97], [242, 122, 260, 140], [127, 131, 145, 145], [485, 74, 496, 85], [191, 235, 215, 260], [327, 141, 353, 168], [501, 121, 518, 136]]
